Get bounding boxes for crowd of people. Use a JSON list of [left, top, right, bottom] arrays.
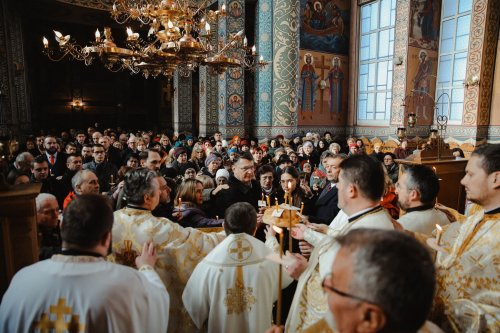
[[0, 126, 498, 333]]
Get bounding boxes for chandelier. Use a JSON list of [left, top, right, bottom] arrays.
[[42, 0, 269, 79]]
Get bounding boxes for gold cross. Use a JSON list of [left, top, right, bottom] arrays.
[[35, 298, 85, 333], [314, 55, 330, 114], [229, 239, 251, 261]]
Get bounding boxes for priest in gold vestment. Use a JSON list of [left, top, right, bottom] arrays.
[[433, 144, 500, 332], [283, 156, 400, 332], [109, 169, 225, 333]]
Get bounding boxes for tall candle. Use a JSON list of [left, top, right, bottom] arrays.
[[266, 195, 270, 207], [435, 224, 443, 246], [273, 226, 284, 325], [300, 202, 304, 215]]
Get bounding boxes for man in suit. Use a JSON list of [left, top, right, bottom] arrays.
[[307, 154, 347, 225], [44, 136, 67, 177], [99, 135, 122, 168]]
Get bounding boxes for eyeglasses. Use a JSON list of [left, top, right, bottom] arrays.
[[321, 273, 377, 305], [237, 165, 255, 172]]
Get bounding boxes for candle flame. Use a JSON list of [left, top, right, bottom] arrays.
[[251, 45, 256, 52], [43, 37, 48, 47], [272, 225, 283, 234], [287, 180, 292, 190], [436, 224, 442, 231], [126, 27, 133, 36], [95, 29, 100, 38], [53, 30, 63, 38]]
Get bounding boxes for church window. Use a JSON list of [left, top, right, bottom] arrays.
[[357, 0, 396, 124], [435, 0, 472, 123]]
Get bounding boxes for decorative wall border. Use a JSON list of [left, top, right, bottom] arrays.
[[173, 72, 193, 134], [255, 0, 273, 127], [390, 0, 410, 125], [271, 0, 299, 129]]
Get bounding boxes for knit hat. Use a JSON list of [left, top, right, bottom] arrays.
[[277, 154, 292, 165], [215, 168, 230, 181], [227, 147, 238, 156], [205, 153, 218, 167], [174, 147, 187, 158]]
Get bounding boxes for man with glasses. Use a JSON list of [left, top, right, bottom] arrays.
[[284, 155, 399, 332], [83, 144, 117, 193], [267, 229, 436, 333], [215, 152, 261, 218], [395, 164, 449, 236]]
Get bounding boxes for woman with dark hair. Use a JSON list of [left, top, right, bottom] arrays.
[[172, 179, 222, 228], [277, 166, 316, 217], [383, 152, 399, 184], [317, 139, 328, 154]]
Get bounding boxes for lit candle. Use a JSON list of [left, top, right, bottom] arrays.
[[110, 174, 114, 184], [300, 202, 304, 215], [95, 29, 101, 42], [216, 215, 219, 221], [262, 193, 265, 202], [275, 197, 279, 211], [266, 195, 270, 207], [251, 45, 256, 55], [43, 37, 48, 48], [221, 3, 226, 13], [205, 22, 211, 34], [259, 55, 264, 63], [178, 198, 182, 209], [435, 224, 443, 246], [243, 36, 248, 47], [272, 225, 284, 325]]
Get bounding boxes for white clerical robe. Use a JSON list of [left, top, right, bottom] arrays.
[[286, 207, 397, 332], [0, 255, 169, 333], [433, 208, 500, 332], [182, 233, 293, 333], [398, 207, 450, 236], [110, 207, 226, 333]]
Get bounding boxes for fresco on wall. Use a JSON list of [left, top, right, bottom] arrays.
[[405, 46, 438, 126], [300, 0, 350, 54], [408, 0, 441, 50], [298, 50, 348, 126]]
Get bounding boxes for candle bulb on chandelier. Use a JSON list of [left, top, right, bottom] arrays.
[[251, 45, 256, 55], [243, 37, 248, 48], [221, 3, 226, 13], [205, 22, 211, 34], [259, 55, 264, 63], [43, 37, 48, 48], [95, 29, 101, 43]]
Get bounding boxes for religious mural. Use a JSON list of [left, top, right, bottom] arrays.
[[405, 46, 438, 126], [297, 50, 348, 126], [299, 0, 350, 54], [408, 0, 441, 50]]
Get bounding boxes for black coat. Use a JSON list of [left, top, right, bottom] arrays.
[[309, 183, 340, 225], [214, 174, 261, 218]]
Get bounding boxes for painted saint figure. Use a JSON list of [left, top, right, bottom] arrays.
[[299, 53, 318, 113], [328, 57, 344, 114], [413, 50, 432, 120]]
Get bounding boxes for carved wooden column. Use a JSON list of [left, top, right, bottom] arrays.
[[0, 1, 31, 136], [173, 72, 193, 135]]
